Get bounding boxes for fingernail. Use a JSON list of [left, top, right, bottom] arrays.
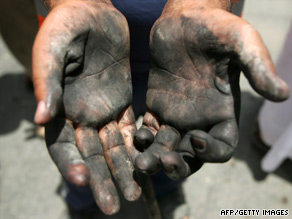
[[34, 101, 45, 123], [34, 101, 51, 124], [191, 138, 206, 151]]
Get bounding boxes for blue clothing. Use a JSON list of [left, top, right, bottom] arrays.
[[112, 0, 167, 73], [111, 0, 168, 115]]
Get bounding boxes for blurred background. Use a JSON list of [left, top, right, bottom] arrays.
[[0, 0, 291, 218]]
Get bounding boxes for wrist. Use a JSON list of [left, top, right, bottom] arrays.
[[163, 0, 235, 14], [43, 0, 112, 10]]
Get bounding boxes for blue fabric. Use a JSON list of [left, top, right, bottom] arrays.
[[132, 71, 148, 117], [64, 181, 97, 211], [112, 0, 167, 73], [150, 171, 184, 198]]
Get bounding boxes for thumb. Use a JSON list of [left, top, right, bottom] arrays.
[[33, 6, 87, 124], [32, 12, 65, 124], [202, 9, 290, 101], [236, 24, 289, 102], [33, 28, 63, 124]]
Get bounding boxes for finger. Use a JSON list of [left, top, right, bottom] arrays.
[[160, 152, 191, 180], [160, 133, 204, 180], [118, 106, 140, 162], [204, 10, 289, 101], [237, 26, 289, 102], [189, 120, 238, 162], [45, 118, 89, 186], [134, 111, 160, 150], [135, 125, 181, 174], [75, 126, 119, 215], [99, 121, 141, 202], [33, 8, 89, 124]]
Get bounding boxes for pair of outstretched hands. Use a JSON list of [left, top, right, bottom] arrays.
[[33, 0, 289, 215]]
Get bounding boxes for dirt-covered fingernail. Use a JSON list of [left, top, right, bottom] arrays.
[[34, 101, 51, 124], [191, 137, 206, 151]]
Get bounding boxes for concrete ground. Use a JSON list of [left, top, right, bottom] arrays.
[[0, 0, 292, 219]]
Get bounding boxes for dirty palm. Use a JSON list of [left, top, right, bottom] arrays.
[[33, 2, 141, 215], [134, 7, 289, 179]]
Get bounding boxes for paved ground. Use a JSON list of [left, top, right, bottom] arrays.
[[0, 1, 292, 219]]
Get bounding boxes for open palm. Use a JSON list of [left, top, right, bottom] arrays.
[[134, 7, 289, 180], [33, 1, 140, 214]]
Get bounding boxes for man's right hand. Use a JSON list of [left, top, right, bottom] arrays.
[[33, 0, 141, 214]]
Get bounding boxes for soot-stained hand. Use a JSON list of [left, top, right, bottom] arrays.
[[33, 1, 141, 215], [134, 6, 290, 180]]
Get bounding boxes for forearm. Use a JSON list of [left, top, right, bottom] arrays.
[[163, 0, 236, 14], [43, 0, 112, 10]]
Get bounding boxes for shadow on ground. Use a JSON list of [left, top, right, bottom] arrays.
[[0, 72, 38, 138]]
